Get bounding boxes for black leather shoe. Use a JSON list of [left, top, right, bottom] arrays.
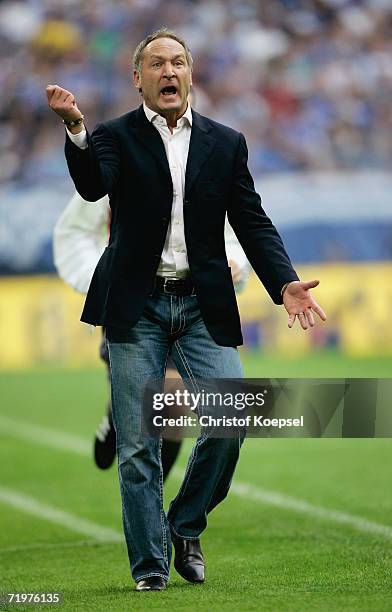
[[172, 536, 205, 583], [135, 576, 167, 591], [94, 414, 116, 470]]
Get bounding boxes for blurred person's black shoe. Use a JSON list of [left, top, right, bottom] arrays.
[[135, 577, 167, 591], [172, 535, 205, 583], [94, 413, 116, 469]]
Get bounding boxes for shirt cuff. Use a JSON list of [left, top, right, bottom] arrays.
[[66, 127, 88, 150]]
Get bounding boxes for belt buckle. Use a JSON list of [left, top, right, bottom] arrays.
[[163, 278, 178, 295]]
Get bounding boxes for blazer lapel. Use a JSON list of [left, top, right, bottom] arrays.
[[130, 106, 171, 182], [129, 106, 216, 193], [185, 111, 216, 198]]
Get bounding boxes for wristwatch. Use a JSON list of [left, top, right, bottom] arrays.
[[62, 115, 84, 127]]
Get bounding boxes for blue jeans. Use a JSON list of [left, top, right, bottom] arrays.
[[106, 291, 244, 582]]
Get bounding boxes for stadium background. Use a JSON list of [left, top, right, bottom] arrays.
[[0, 0, 391, 368], [0, 1, 391, 610]]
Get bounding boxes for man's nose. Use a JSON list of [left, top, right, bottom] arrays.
[[162, 63, 175, 78]]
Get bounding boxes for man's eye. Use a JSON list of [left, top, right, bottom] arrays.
[[152, 62, 161, 68], [175, 61, 184, 66]]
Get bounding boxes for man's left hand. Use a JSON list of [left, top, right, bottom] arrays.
[[283, 280, 327, 330]]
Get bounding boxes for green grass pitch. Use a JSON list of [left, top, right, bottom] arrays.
[[0, 351, 391, 611]]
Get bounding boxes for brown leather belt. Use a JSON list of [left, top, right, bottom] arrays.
[[155, 276, 196, 296]]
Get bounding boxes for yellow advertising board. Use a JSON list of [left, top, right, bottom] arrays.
[[0, 262, 391, 369], [237, 262, 392, 356], [0, 276, 99, 369]]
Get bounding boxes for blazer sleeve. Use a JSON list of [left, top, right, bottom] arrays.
[[227, 133, 299, 304], [64, 122, 120, 202]]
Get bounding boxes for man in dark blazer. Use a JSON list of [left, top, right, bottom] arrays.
[[46, 28, 326, 592]]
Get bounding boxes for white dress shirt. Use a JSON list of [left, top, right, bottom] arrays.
[[67, 102, 193, 278], [54, 192, 249, 295]]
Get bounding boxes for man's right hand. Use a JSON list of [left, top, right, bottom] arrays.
[[46, 84, 84, 133]]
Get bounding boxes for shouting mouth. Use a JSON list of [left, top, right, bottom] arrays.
[[160, 85, 178, 98]]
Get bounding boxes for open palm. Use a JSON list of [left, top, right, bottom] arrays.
[[283, 280, 327, 330]]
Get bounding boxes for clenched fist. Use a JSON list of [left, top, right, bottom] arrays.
[[46, 84, 84, 131]]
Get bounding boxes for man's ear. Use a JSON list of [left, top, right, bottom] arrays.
[[133, 69, 142, 92]]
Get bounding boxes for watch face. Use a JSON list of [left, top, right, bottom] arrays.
[[64, 116, 84, 127]]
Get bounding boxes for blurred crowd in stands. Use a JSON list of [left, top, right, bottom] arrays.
[[0, 0, 391, 185]]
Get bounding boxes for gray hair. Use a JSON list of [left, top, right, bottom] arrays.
[[133, 27, 193, 75]]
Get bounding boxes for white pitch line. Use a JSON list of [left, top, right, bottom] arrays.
[[0, 539, 122, 556], [171, 471, 392, 541], [230, 481, 392, 540], [0, 486, 122, 543], [0, 415, 90, 457], [2, 415, 392, 541]]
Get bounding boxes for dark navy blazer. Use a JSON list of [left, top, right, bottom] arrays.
[[64, 105, 298, 346]]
